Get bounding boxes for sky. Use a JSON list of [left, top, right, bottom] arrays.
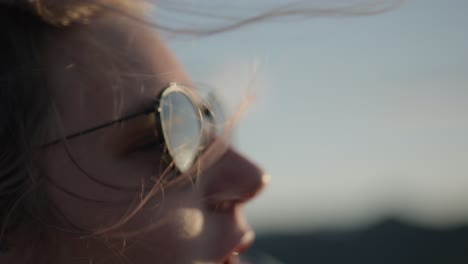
[[161, 0, 468, 233]]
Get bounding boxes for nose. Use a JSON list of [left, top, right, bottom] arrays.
[[200, 148, 269, 207]]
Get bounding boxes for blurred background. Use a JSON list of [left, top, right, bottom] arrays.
[[160, 0, 468, 263]]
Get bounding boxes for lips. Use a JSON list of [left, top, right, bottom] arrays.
[[201, 200, 255, 264], [202, 172, 268, 264], [220, 229, 255, 264]]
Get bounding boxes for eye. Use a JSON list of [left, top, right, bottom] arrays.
[[120, 134, 163, 156], [134, 140, 163, 153]]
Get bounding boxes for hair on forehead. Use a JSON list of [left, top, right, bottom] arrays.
[[10, 0, 150, 26]]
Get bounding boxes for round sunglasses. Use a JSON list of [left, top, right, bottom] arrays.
[[44, 82, 225, 173]]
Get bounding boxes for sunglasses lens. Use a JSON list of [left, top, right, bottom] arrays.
[[160, 91, 201, 173]]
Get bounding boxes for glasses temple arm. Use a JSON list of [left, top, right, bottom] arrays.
[[42, 107, 155, 148]]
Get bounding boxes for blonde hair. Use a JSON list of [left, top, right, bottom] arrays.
[[23, 0, 148, 26]]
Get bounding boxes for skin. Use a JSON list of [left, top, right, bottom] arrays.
[[7, 13, 267, 264]]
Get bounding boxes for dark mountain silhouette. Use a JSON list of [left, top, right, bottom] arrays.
[[248, 219, 468, 264]]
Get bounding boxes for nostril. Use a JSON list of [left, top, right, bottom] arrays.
[[204, 172, 270, 206], [206, 174, 269, 212], [200, 148, 270, 209], [208, 200, 238, 212]]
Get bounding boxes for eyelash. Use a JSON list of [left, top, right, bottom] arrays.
[[134, 140, 162, 153]]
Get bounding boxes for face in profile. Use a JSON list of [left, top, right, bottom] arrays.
[[34, 12, 268, 264]]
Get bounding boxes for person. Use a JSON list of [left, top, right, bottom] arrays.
[[0, 1, 268, 263]]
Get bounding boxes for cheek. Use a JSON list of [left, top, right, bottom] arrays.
[[43, 145, 212, 263], [166, 208, 205, 240], [62, 205, 207, 264], [81, 192, 207, 263], [43, 147, 162, 229], [44, 148, 204, 226], [119, 199, 207, 263]]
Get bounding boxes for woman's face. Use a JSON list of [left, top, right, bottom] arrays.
[[41, 14, 267, 264]]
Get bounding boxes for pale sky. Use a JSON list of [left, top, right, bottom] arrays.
[[163, 0, 468, 232]]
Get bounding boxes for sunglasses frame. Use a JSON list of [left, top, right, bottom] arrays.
[[43, 82, 214, 173]]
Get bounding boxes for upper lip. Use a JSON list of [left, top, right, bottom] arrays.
[[219, 230, 255, 263]]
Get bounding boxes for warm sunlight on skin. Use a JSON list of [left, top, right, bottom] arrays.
[[169, 208, 205, 240]]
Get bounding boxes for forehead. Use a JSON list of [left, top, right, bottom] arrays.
[[44, 13, 190, 136]]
